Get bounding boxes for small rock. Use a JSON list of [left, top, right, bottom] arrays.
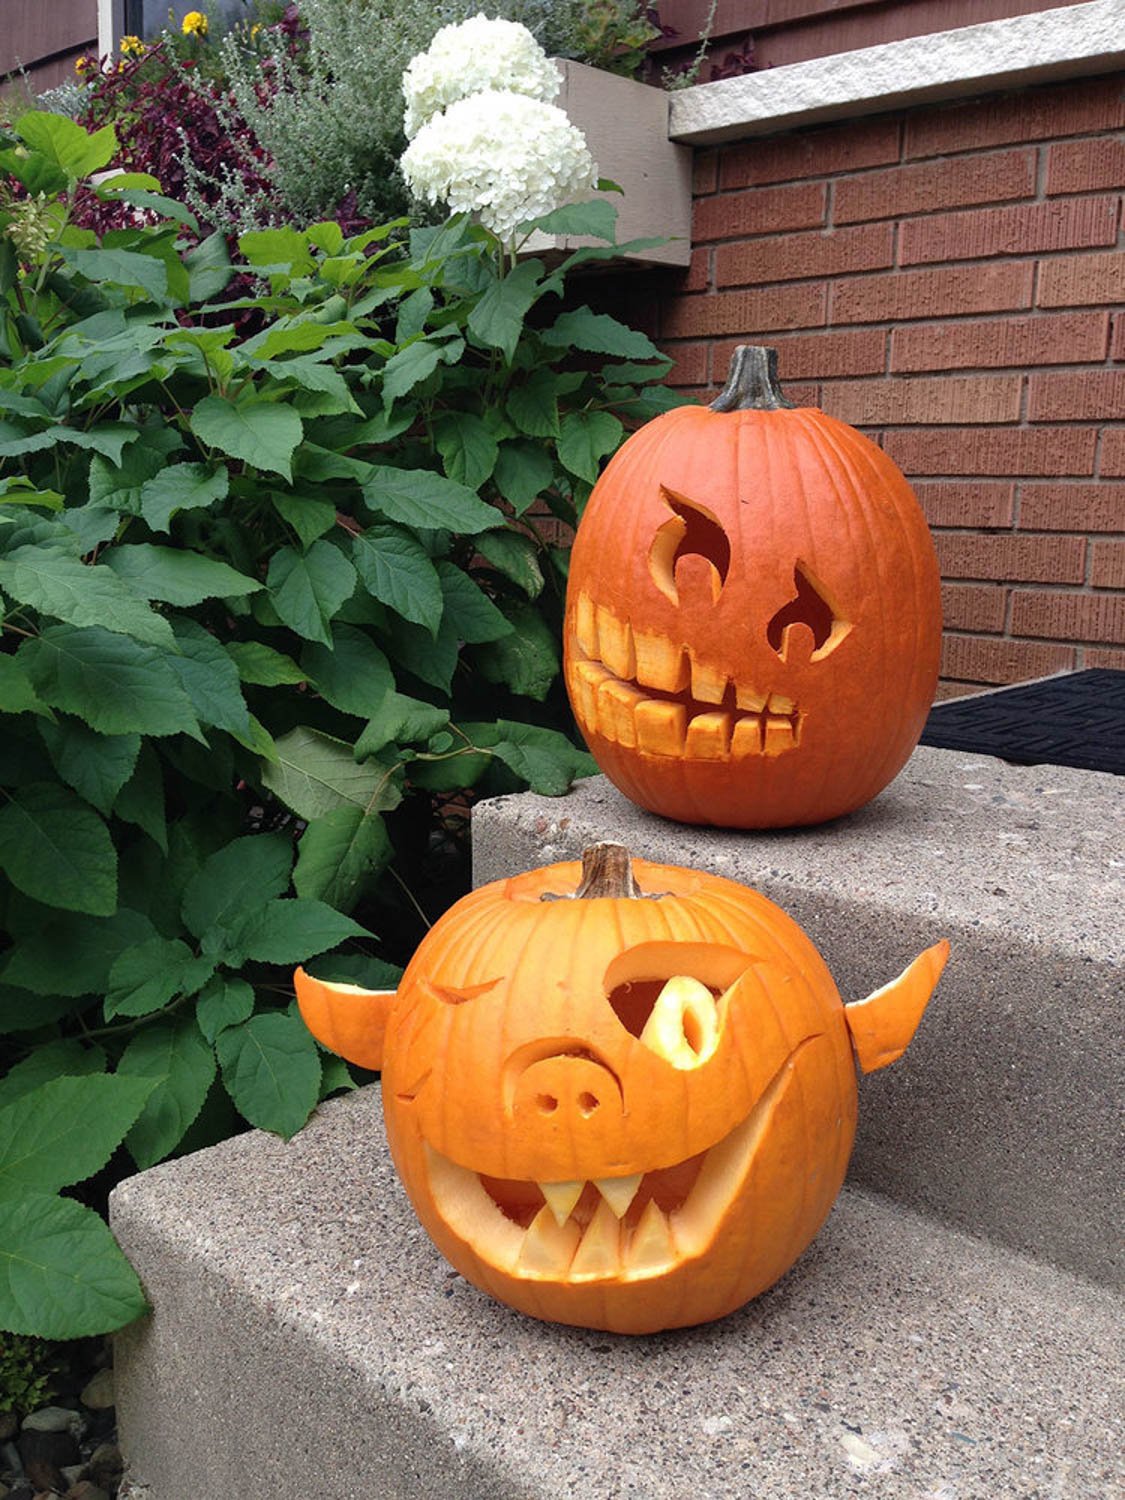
[[85, 1446, 122, 1492], [65, 1484, 110, 1500], [0, 1438, 22, 1474], [17, 1428, 79, 1493], [78, 1372, 113, 1413], [60, 1464, 86, 1487], [20, 1408, 84, 1440], [0, 1415, 15, 1443]]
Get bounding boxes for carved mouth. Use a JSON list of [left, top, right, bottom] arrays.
[[422, 1044, 810, 1282]]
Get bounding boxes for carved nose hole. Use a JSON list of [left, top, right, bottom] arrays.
[[767, 563, 851, 661], [578, 1091, 600, 1116], [649, 487, 731, 605], [536, 1093, 559, 1114]]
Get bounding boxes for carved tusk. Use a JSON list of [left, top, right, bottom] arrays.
[[843, 940, 950, 1074]]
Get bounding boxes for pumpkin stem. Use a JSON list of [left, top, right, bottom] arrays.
[[710, 346, 796, 413], [574, 842, 641, 898]]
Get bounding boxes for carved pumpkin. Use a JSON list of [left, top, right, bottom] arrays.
[[296, 844, 948, 1335], [563, 346, 942, 828]]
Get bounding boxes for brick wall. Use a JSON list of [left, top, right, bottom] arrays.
[[652, 73, 1125, 696]]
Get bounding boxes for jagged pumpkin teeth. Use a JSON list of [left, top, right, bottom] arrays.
[[767, 692, 795, 715], [731, 717, 763, 758], [575, 592, 598, 658], [634, 699, 687, 755], [595, 607, 635, 680], [689, 657, 728, 704], [633, 630, 689, 693], [519, 1206, 581, 1273], [570, 1198, 621, 1277], [594, 1173, 643, 1219], [735, 684, 767, 713], [573, 659, 611, 724], [539, 1179, 585, 1228], [764, 717, 796, 756], [598, 680, 645, 747], [626, 1199, 677, 1274], [685, 712, 732, 760]]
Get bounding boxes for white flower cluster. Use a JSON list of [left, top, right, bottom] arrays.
[[400, 15, 596, 244], [402, 14, 560, 140]]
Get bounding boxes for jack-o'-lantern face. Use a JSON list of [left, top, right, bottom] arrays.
[[295, 845, 949, 1335], [563, 346, 943, 829]]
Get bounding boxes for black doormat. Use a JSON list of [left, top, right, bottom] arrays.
[[921, 669, 1125, 775]]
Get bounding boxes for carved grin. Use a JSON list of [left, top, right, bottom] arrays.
[[421, 1044, 811, 1282]]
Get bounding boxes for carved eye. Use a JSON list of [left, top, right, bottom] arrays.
[[648, 488, 731, 605], [767, 564, 852, 662]]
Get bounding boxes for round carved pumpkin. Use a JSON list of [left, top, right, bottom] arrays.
[[563, 346, 942, 828], [296, 844, 948, 1335]]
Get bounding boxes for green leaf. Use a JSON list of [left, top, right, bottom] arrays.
[[267, 542, 356, 647], [0, 1074, 155, 1195], [0, 908, 156, 998], [0, 547, 175, 648], [361, 467, 498, 535], [271, 492, 337, 550], [190, 397, 303, 482], [103, 545, 260, 606], [227, 898, 368, 965], [195, 976, 255, 1043], [114, 744, 167, 852], [507, 370, 560, 438], [99, 184, 198, 230], [0, 655, 52, 718], [238, 227, 315, 275], [0, 1193, 147, 1337], [355, 693, 449, 758], [0, 987, 76, 1033], [90, 430, 183, 516], [305, 952, 402, 989], [262, 726, 402, 821], [61, 247, 168, 302], [20, 625, 201, 738], [293, 807, 392, 912], [185, 231, 233, 302], [351, 524, 443, 634], [476, 531, 544, 598], [217, 1012, 321, 1139], [493, 440, 554, 514], [181, 833, 293, 944], [557, 410, 624, 484], [163, 617, 252, 737], [433, 411, 499, 490], [541, 308, 661, 360], [104, 937, 214, 1020], [38, 720, 139, 815], [16, 111, 116, 178], [301, 624, 393, 720], [467, 259, 544, 362], [474, 602, 560, 700], [530, 200, 618, 242], [0, 783, 116, 916], [225, 640, 307, 686], [436, 562, 513, 643], [381, 340, 441, 409], [0, 1040, 105, 1112], [118, 1018, 217, 1169], [385, 612, 459, 693], [491, 720, 597, 795]]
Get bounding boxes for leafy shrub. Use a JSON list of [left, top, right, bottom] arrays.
[[0, 1333, 57, 1416], [0, 110, 685, 1338]]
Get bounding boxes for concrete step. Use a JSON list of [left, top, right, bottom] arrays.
[[111, 1085, 1122, 1500]]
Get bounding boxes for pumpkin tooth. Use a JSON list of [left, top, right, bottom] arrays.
[[633, 631, 689, 693], [538, 1179, 585, 1228], [570, 1196, 622, 1277], [684, 711, 732, 760], [595, 606, 636, 681], [731, 716, 763, 758], [689, 656, 728, 705], [634, 699, 687, 756], [572, 659, 611, 727], [574, 592, 598, 658], [767, 692, 795, 715], [764, 715, 796, 756], [593, 1173, 643, 1219], [735, 683, 767, 713], [626, 1199, 677, 1273], [519, 1205, 582, 1273], [598, 679, 645, 748]]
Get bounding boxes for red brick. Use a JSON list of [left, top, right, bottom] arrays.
[[824, 375, 1021, 426], [1101, 430, 1125, 476], [660, 284, 827, 339], [1027, 370, 1125, 422], [1112, 313, 1125, 363], [693, 150, 719, 195], [682, 246, 710, 293], [693, 182, 827, 242], [1090, 540, 1125, 590], [904, 78, 1125, 159], [941, 583, 1007, 632], [940, 634, 1075, 684], [885, 427, 1098, 477], [662, 341, 710, 387], [1019, 483, 1125, 533], [934, 533, 1087, 584], [1037, 252, 1125, 308], [717, 224, 894, 286], [900, 198, 1118, 266], [834, 149, 1035, 225], [1010, 590, 1125, 643], [720, 116, 901, 190], [914, 482, 1015, 528], [750, 328, 886, 381], [832, 263, 1034, 325], [1045, 138, 1125, 196], [1085, 646, 1125, 669], [892, 312, 1109, 373]]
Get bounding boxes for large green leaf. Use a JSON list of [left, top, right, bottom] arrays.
[[262, 726, 402, 821], [476, 531, 544, 598], [114, 744, 167, 852], [195, 976, 255, 1044], [226, 898, 368, 965], [293, 807, 392, 912], [433, 411, 499, 490], [530, 200, 618, 242], [385, 612, 459, 693], [180, 832, 293, 944], [541, 308, 661, 360], [118, 1018, 217, 1169], [492, 440, 554, 514], [380, 339, 441, 408], [351, 525, 443, 634], [225, 640, 307, 686], [436, 562, 513, 643], [0, 1074, 155, 1195], [267, 542, 356, 647], [37, 720, 140, 815], [61, 247, 169, 302], [0, 782, 116, 916], [474, 603, 559, 701], [0, 656, 51, 718], [139, 463, 229, 533], [0, 1040, 106, 1112], [20, 625, 201, 738], [16, 111, 117, 178], [103, 545, 260, 606], [0, 1193, 147, 1338], [0, 908, 156, 998], [271, 492, 337, 551], [164, 617, 252, 738], [0, 548, 175, 648], [89, 428, 182, 514], [301, 624, 393, 720], [185, 230, 232, 302], [217, 1012, 321, 1139], [355, 693, 449, 758], [507, 370, 560, 438], [467, 259, 544, 362], [489, 720, 597, 795], [104, 937, 214, 1020], [190, 396, 303, 481], [557, 410, 624, 484], [360, 467, 498, 535]]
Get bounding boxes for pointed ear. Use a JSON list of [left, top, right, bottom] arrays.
[[843, 940, 949, 1074], [294, 967, 396, 1072]]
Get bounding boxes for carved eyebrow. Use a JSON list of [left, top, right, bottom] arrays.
[[423, 977, 503, 1006], [767, 563, 852, 661]]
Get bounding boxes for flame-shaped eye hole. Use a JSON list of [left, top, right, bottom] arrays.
[[426, 977, 502, 1006], [767, 563, 852, 662], [649, 488, 731, 606]]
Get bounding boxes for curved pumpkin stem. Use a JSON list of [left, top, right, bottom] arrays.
[[294, 967, 396, 1072], [710, 345, 796, 413], [844, 940, 950, 1073], [573, 841, 642, 898]]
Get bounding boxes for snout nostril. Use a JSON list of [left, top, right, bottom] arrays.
[[536, 1092, 559, 1114], [578, 1091, 600, 1116]]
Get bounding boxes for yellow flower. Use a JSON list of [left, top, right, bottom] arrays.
[[181, 10, 208, 37], [74, 54, 95, 76], [250, 22, 261, 38], [120, 34, 145, 56]]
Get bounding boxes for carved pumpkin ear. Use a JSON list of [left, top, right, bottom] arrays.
[[294, 967, 396, 1071], [843, 940, 949, 1073]]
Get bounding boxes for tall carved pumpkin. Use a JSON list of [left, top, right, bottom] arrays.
[[563, 347, 942, 827], [296, 843, 948, 1335]]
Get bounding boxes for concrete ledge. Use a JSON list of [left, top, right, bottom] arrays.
[[112, 1087, 1123, 1500], [669, 0, 1125, 144], [472, 746, 1122, 1287]]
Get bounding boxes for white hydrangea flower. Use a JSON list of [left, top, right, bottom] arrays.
[[402, 14, 560, 140], [402, 90, 597, 243]]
